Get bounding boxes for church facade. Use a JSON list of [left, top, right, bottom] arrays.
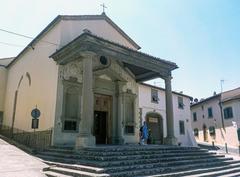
[[0, 14, 193, 148]]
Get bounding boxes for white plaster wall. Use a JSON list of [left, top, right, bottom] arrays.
[[138, 85, 167, 139], [60, 19, 137, 49], [0, 58, 14, 112], [139, 84, 196, 146], [191, 98, 222, 143], [3, 23, 61, 131], [222, 101, 240, 147], [0, 67, 7, 112]]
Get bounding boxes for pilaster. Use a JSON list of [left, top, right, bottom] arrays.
[[112, 81, 126, 144], [75, 53, 96, 149]]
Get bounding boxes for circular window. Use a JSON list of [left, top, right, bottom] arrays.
[[100, 56, 108, 65]]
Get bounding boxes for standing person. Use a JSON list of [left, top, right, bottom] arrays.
[[147, 129, 152, 144], [142, 121, 148, 145]]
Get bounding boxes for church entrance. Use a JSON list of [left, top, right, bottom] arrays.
[[94, 111, 107, 144], [146, 112, 163, 144], [94, 94, 112, 144]]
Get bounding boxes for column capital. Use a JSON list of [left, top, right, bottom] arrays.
[[115, 80, 127, 95], [163, 74, 173, 81]]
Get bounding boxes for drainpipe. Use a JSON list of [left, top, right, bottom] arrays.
[[219, 98, 225, 132]]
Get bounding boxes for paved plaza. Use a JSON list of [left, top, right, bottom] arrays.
[[0, 138, 47, 177]]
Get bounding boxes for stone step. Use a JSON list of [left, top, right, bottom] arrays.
[[152, 160, 240, 176], [37, 152, 226, 168], [44, 148, 75, 154], [44, 170, 73, 177], [46, 145, 199, 153], [39, 150, 216, 162], [76, 149, 208, 157], [43, 148, 209, 156], [50, 146, 74, 150], [110, 161, 239, 177], [41, 154, 226, 171], [38, 154, 233, 173], [48, 166, 109, 177], [218, 171, 240, 177], [184, 165, 240, 177], [37, 145, 240, 177], [82, 145, 199, 152], [43, 159, 238, 177], [103, 157, 233, 173], [44, 161, 105, 174], [109, 160, 238, 177], [37, 154, 98, 166]]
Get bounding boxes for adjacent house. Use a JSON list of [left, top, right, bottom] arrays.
[[139, 83, 197, 146], [191, 87, 240, 148]]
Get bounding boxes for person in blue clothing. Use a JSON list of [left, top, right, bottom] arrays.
[[140, 121, 148, 145]]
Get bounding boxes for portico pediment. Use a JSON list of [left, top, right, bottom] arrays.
[[50, 32, 178, 82]]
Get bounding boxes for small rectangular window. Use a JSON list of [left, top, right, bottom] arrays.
[[178, 97, 184, 109], [151, 89, 159, 103], [224, 107, 233, 119], [208, 107, 213, 118], [179, 120, 185, 135], [125, 125, 134, 134], [193, 112, 197, 122], [64, 120, 77, 131], [209, 126, 216, 136]]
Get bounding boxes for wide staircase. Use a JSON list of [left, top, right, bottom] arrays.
[[36, 145, 240, 177]]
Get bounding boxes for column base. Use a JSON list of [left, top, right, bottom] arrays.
[[111, 136, 124, 145], [164, 136, 178, 145], [75, 135, 95, 150]]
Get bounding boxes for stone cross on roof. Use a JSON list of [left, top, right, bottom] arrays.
[[100, 3, 107, 14]]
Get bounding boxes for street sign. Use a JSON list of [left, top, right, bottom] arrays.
[[32, 119, 39, 129], [31, 108, 41, 119]]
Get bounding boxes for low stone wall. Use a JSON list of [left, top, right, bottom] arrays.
[[0, 124, 52, 150]]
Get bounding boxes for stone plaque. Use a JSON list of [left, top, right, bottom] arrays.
[[149, 117, 158, 123]]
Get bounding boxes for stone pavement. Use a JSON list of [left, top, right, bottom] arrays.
[[0, 138, 47, 177]]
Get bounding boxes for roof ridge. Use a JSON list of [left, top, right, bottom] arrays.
[[140, 83, 192, 98], [85, 32, 177, 67], [60, 14, 141, 50], [222, 87, 240, 94], [0, 57, 15, 60]]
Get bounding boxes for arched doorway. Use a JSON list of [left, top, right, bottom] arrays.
[[203, 124, 208, 142], [146, 112, 163, 144]]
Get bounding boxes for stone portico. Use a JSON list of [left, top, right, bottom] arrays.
[[50, 32, 178, 148]]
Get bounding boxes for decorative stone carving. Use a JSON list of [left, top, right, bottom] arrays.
[[110, 60, 137, 94], [60, 60, 83, 82]]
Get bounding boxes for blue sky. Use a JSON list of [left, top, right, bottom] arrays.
[[0, 0, 239, 99]]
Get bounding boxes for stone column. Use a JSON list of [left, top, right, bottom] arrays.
[[75, 54, 95, 149], [114, 81, 125, 144], [164, 75, 177, 145]]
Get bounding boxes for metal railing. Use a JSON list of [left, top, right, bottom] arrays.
[[0, 124, 52, 150]]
